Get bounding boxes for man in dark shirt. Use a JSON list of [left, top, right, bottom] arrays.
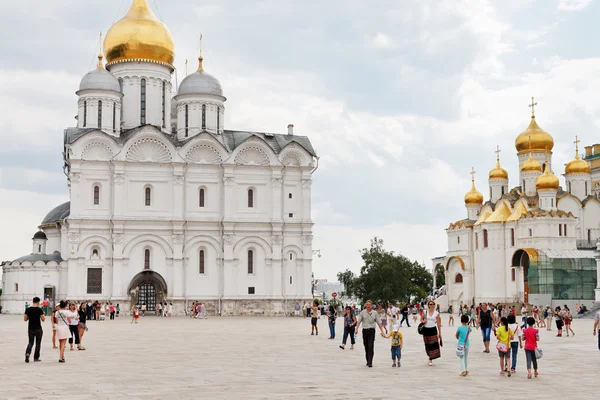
[[400, 304, 411, 327], [24, 296, 45, 363]]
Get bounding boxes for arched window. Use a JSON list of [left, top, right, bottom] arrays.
[[199, 188, 205, 207], [588, 229, 592, 243], [564, 224, 567, 236], [585, 181, 588, 196], [568, 182, 572, 193], [501, 186, 505, 196], [511, 268, 516, 282], [162, 81, 166, 128], [145, 187, 151, 206], [475, 233, 479, 249], [92, 249, 99, 257], [83, 100, 87, 127], [185, 104, 189, 137], [144, 249, 150, 269], [290, 276, 293, 284], [199, 249, 205, 274], [510, 228, 515, 247], [112, 102, 116, 132], [248, 189, 254, 208], [93, 185, 100, 205], [522, 180, 525, 191], [140, 78, 146, 124], [559, 224, 562, 236], [217, 107, 220, 131], [118, 78, 123, 120], [98, 100, 102, 128], [247, 250, 254, 274], [457, 236, 460, 245], [202, 104, 206, 129], [38, 244, 42, 252], [483, 229, 489, 248], [455, 273, 463, 283], [489, 187, 492, 199]]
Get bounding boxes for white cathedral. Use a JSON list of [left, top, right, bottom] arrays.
[[1, 0, 317, 315], [441, 101, 600, 310]]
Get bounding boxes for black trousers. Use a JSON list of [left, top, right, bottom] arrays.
[[362, 328, 375, 365], [26, 329, 43, 360], [400, 313, 410, 327], [68, 325, 80, 345], [110, 312, 115, 320], [342, 326, 355, 345]]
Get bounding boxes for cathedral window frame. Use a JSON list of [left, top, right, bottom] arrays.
[[483, 229, 489, 248], [15, 282, 19, 292], [199, 248, 206, 275], [510, 228, 515, 247], [563, 224, 567, 236], [144, 248, 151, 270], [511, 268, 516, 282], [140, 78, 147, 125], [217, 106, 220, 132], [199, 186, 206, 208], [144, 185, 152, 207], [112, 102, 116, 132], [86, 268, 102, 294], [559, 224, 562, 236], [98, 100, 102, 128], [247, 248, 255, 275], [83, 100, 87, 127], [475, 232, 478, 249], [93, 184, 100, 205], [162, 81, 166, 128], [118, 78, 124, 120], [454, 273, 463, 284], [185, 104, 189, 137], [202, 104, 206, 130], [585, 181, 588, 196], [247, 188, 255, 208]]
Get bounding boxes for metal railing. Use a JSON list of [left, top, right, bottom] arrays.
[[576, 240, 598, 250]]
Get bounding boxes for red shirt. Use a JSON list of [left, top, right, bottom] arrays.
[[42, 300, 49, 307], [523, 327, 539, 351]]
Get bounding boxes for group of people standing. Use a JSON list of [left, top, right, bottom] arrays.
[[189, 302, 207, 319], [24, 297, 91, 364]]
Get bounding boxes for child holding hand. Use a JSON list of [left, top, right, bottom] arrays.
[[384, 323, 403, 367]]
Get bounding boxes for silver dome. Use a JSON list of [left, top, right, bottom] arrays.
[[79, 69, 120, 92], [178, 71, 224, 97]]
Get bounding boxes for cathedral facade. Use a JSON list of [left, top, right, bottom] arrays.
[[443, 104, 600, 309], [1, 0, 317, 315]]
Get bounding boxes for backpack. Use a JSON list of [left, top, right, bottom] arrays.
[[543, 309, 548, 318]]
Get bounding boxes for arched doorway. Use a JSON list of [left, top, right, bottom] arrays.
[[128, 271, 168, 313], [512, 249, 537, 303]]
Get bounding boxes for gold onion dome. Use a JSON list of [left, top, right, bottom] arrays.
[[565, 138, 590, 175], [489, 160, 508, 180], [515, 116, 554, 154], [521, 152, 542, 173], [464, 181, 484, 206], [536, 164, 559, 190], [103, 0, 175, 68]]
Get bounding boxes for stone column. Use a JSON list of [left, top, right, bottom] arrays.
[[222, 233, 236, 296], [173, 168, 184, 219], [111, 233, 125, 299], [112, 168, 126, 218], [301, 179, 312, 223], [67, 232, 80, 299], [271, 177, 282, 223], [223, 174, 235, 221], [302, 234, 313, 298], [172, 234, 184, 298], [271, 235, 283, 297]]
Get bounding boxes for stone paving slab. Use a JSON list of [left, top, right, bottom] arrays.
[[0, 314, 598, 399]]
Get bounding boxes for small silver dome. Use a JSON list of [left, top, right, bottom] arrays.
[[79, 69, 120, 92], [178, 71, 224, 97]]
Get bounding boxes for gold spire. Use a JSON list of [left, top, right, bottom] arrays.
[[197, 34, 204, 72], [465, 167, 484, 206], [489, 145, 508, 179], [97, 32, 104, 69], [536, 150, 559, 190], [565, 135, 591, 175]]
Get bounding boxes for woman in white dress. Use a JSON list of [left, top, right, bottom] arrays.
[[54, 300, 72, 363], [167, 302, 173, 317]]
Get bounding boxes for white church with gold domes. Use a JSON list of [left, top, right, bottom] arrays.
[[1, 0, 317, 315], [443, 101, 600, 309]]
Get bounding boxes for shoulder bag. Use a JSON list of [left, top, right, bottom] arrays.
[[456, 326, 471, 357], [495, 327, 509, 353]]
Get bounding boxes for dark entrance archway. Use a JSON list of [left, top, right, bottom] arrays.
[[512, 249, 536, 303], [128, 271, 168, 314]]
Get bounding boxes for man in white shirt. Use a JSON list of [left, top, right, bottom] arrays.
[[593, 310, 600, 351], [387, 305, 397, 328]]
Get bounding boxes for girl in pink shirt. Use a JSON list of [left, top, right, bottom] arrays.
[[523, 317, 540, 379]]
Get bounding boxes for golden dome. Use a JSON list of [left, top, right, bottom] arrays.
[[565, 138, 591, 175], [515, 116, 554, 154], [536, 164, 559, 191], [521, 152, 542, 173], [103, 0, 175, 69], [489, 160, 508, 180], [464, 180, 484, 206]]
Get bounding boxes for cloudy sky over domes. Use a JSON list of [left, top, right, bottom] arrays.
[[1, 0, 598, 280]]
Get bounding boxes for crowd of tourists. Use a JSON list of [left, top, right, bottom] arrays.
[[307, 298, 600, 376]]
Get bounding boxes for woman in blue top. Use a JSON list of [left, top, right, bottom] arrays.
[[339, 306, 357, 350], [455, 315, 472, 376]]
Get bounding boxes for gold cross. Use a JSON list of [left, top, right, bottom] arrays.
[[470, 167, 476, 182], [574, 135, 580, 150], [495, 145, 501, 161], [529, 96, 537, 117]]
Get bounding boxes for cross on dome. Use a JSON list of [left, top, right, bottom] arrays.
[[529, 96, 537, 117], [495, 145, 501, 161], [470, 167, 476, 182]]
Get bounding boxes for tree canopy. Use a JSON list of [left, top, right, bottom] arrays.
[[337, 237, 433, 305]]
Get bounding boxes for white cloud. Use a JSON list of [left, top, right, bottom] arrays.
[[373, 32, 392, 48], [557, 0, 593, 11], [367, 151, 386, 168]]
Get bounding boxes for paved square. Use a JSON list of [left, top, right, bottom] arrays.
[[0, 314, 598, 399]]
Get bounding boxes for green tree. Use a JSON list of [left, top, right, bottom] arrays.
[[407, 261, 434, 302], [337, 269, 358, 299], [435, 264, 445, 287]]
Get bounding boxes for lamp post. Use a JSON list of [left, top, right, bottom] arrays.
[[311, 250, 321, 297]]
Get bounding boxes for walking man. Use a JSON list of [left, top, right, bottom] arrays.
[[355, 300, 386, 367], [24, 296, 45, 363], [400, 304, 411, 327]]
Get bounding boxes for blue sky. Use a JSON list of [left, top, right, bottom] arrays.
[[1, 0, 599, 280]]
